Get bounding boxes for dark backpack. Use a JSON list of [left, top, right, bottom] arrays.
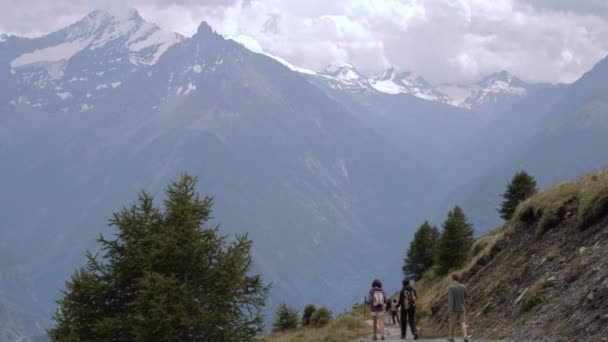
[[403, 288, 416, 307]]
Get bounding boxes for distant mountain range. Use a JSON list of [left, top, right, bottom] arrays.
[[1, 9, 429, 340], [283, 61, 535, 115], [1, 8, 608, 342]]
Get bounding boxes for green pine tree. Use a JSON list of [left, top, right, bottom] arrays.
[[499, 170, 538, 221], [301, 304, 317, 326], [435, 206, 475, 275], [48, 174, 270, 341], [272, 303, 300, 332], [403, 221, 440, 280]]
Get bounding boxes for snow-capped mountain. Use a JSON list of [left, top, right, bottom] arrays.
[[438, 70, 531, 113], [0, 33, 8, 42], [12, 9, 182, 68], [2, 9, 182, 113], [313, 63, 452, 104], [316, 63, 369, 92], [368, 67, 452, 103], [465, 70, 529, 109]]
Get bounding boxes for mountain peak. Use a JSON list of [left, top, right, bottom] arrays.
[[321, 63, 361, 80], [87, 8, 143, 22], [0, 33, 7, 42], [10, 8, 181, 69], [377, 66, 398, 81], [478, 70, 527, 87], [61, 8, 148, 42], [197, 21, 215, 35]]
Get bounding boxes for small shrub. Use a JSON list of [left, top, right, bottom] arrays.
[[310, 307, 332, 327], [521, 278, 551, 312]]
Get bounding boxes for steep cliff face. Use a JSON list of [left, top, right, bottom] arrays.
[[417, 169, 608, 341]]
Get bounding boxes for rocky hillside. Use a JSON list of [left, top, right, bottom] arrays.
[[416, 168, 608, 341]]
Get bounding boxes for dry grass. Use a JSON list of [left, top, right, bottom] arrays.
[[470, 225, 506, 259], [262, 311, 371, 342], [577, 169, 608, 229], [516, 182, 579, 237], [515, 168, 608, 234]]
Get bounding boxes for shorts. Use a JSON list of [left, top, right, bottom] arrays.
[[449, 311, 467, 324], [371, 311, 385, 318]]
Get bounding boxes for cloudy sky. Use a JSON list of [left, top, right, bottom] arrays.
[[1, 0, 608, 84]]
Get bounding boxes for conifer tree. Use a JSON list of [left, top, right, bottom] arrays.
[[48, 174, 270, 341], [272, 303, 299, 332], [403, 221, 440, 280], [499, 170, 538, 221], [435, 206, 475, 275], [302, 304, 317, 326]]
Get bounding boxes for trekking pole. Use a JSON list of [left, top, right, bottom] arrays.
[[363, 297, 367, 322]]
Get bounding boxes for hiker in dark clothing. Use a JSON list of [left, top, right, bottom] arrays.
[[396, 279, 418, 340], [366, 279, 389, 341]]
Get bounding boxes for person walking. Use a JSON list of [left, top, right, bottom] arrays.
[[367, 279, 388, 341], [447, 273, 471, 342], [390, 298, 400, 325], [397, 279, 419, 340]]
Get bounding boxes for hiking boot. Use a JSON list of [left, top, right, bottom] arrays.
[[373, 335, 377, 341], [446, 338, 455, 342], [381, 336, 385, 341]]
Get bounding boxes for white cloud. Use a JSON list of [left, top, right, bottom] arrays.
[[1, 0, 607, 84]]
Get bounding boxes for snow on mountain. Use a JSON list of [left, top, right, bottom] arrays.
[[314, 64, 451, 103], [229, 35, 317, 75], [315, 63, 371, 93], [4, 9, 185, 113], [456, 71, 529, 109], [436, 84, 476, 107], [10, 9, 182, 69], [11, 39, 93, 68], [370, 67, 452, 103], [0, 34, 7, 42], [323, 63, 361, 80], [436, 71, 530, 112]]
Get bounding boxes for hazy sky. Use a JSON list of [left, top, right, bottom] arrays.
[[1, 0, 608, 84]]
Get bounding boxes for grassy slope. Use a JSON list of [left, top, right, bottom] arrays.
[[262, 305, 372, 342], [414, 168, 608, 340]]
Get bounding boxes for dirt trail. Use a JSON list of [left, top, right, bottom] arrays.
[[357, 320, 503, 342]]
